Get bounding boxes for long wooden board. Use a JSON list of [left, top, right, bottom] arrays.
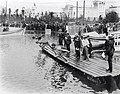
[[41, 42, 120, 78]]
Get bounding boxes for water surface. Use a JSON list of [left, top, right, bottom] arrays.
[[0, 34, 119, 94]]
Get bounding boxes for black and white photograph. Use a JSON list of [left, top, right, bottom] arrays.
[[0, 0, 120, 94]]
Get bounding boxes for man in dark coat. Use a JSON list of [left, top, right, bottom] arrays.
[[64, 33, 71, 51], [58, 29, 64, 46], [103, 25, 108, 36], [58, 32, 63, 45], [105, 35, 115, 73], [63, 30, 67, 47], [73, 33, 82, 58], [88, 38, 92, 58]]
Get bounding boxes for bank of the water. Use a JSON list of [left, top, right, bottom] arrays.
[[0, 34, 119, 94]]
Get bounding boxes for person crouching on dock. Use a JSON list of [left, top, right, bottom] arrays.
[[73, 33, 82, 58]]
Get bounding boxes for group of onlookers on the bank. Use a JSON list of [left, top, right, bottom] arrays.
[[58, 30, 92, 61], [58, 24, 115, 73]]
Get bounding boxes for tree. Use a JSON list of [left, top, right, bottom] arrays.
[[8, 8, 11, 15], [98, 15, 103, 22], [8, 8, 11, 19], [105, 11, 119, 23], [41, 12, 43, 17], [2, 8, 6, 22], [21, 7, 25, 17], [49, 12, 54, 18], [45, 11, 48, 16], [21, 7, 25, 20], [15, 9, 19, 17]]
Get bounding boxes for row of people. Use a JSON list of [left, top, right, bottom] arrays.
[[58, 32, 92, 61], [73, 34, 92, 61], [58, 31, 115, 73]]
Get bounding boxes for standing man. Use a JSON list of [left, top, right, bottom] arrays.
[[64, 33, 71, 51], [73, 33, 82, 58], [105, 35, 115, 73], [81, 35, 90, 61], [63, 30, 67, 47], [58, 32, 63, 45], [88, 38, 92, 58], [103, 24, 108, 36], [58, 29, 64, 45]]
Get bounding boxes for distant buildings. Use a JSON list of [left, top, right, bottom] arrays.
[[62, 4, 74, 18], [62, 0, 106, 21]]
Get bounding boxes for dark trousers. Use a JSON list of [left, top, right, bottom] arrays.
[[66, 44, 70, 51], [108, 55, 113, 72], [83, 46, 89, 60], [76, 49, 80, 58], [88, 46, 92, 58], [105, 31, 108, 36], [59, 38, 63, 45]]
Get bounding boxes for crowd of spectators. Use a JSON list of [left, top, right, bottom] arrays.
[[25, 21, 67, 34]]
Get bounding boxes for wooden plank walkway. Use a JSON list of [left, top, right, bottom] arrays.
[[63, 54, 120, 77], [41, 43, 120, 78]]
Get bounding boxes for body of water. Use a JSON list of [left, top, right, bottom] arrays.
[[0, 34, 119, 94]]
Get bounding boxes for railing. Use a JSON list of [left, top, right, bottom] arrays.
[[113, 33, 120, 46], [113, 54, 120, 63]]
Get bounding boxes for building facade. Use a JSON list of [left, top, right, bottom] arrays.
[[62, 0, 106, 21]]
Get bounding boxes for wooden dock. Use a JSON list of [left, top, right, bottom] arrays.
[[42, 42, 120, 77], [66, 55, 120, 77], [37, 42, 120, 90]]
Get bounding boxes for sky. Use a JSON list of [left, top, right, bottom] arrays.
[[0, 0, 120, 13]]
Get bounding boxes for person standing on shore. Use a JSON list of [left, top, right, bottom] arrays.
[[58, 29, 64, 45], [73, 33, 82, 58], [81, 35, 90, 61], [105, 35, 115, 73], [64, 33, 71, 51], [63, 30, 67, 47], [103, 24, 108, 36]]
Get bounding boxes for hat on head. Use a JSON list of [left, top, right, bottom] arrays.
[[51, 43, 56, 47], [58, 29, 62, 32], [75, 33, 78, 36], [66, 33, 69, 35]]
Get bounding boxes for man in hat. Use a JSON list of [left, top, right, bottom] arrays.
[[81, 35, 90, 61], [73, 33, 82, 58], [64, 33, 71, 51], [105, 35, 115, 73], [58, 32, 64, 45], [103, 24, 108, 36]]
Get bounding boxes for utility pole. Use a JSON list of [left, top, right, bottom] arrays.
[[76, 1, 78, 22], [6, 1, 7, 21], [6, 1, 7, 14], [83, 0, 85, 25]]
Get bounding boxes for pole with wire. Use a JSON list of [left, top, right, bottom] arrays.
[[83, 0, 85, 25], [76, 1, 78, 22]]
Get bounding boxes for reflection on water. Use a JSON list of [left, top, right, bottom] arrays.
[[0, 34, 119, 94]]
